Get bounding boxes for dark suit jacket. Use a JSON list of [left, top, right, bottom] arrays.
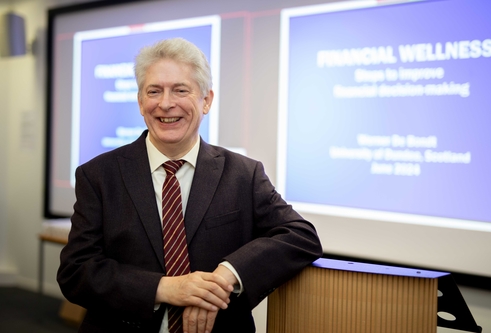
[[57, 130, 322, 333]]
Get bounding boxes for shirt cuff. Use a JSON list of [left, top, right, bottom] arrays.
[[219, 261, 243, 295]]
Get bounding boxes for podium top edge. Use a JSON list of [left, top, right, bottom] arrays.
[[312, 258, 450, 279]]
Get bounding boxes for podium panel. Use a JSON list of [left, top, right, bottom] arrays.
[[267, 259, 441, 333]]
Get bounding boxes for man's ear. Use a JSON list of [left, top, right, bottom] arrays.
[[203, 90, 214, 115]]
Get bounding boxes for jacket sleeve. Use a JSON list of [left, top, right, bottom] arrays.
[[223, 161, 323, 309], [57, 164, 163, 319]]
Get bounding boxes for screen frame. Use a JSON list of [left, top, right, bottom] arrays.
[[43, 0, 491, 290]]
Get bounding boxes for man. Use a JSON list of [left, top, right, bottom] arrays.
[[57, 38, 322, 333]]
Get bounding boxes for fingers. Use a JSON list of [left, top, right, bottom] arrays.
[[188, 287, 228, 312], [183, 306, 218, 333], [202, 270, 234, 293], [156, 272, 232, 310], [184, 273, 231, 310]]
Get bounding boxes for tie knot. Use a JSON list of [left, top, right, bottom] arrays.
[[163, 160, 185, 175]]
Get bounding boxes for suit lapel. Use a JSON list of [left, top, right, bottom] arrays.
[[118, 131, 166, 271], [185, 139, 224, 244]]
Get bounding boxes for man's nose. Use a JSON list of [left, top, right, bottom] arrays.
[[158, 90, 175, 111]]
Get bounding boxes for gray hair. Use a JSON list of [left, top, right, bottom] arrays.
[[134, 38, 212, 97]]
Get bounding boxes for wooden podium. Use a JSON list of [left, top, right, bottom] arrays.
[[267, 258, 481, 333]]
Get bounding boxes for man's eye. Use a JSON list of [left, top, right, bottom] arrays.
[[175, 88, 189, 95]]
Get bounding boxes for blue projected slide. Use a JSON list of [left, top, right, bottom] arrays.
[[277, 0, 491, 230], [71, 16, 221, 185]]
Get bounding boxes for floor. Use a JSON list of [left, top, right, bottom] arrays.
[[0, 287, 78, 333]]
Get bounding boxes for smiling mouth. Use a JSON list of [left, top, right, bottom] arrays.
[[159, 117, 180, 123]]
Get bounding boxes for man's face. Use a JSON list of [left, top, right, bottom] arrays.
[[138, 58, 213, 158]]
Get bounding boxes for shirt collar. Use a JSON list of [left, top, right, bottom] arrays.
[[145, 134, 200, 173]]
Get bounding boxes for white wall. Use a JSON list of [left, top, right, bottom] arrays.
[[0, 0, 47, 287], [0, 1, 489, 333], [0, 0, 94, 293], [0, 2, 15, 285]]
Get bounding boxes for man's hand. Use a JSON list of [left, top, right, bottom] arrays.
[[155, 271, 233, 311], [182, 264, 239, 333], [182, 306, 218, 333]]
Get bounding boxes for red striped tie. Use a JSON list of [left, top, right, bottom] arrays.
[[162, 160, 190, 333]]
